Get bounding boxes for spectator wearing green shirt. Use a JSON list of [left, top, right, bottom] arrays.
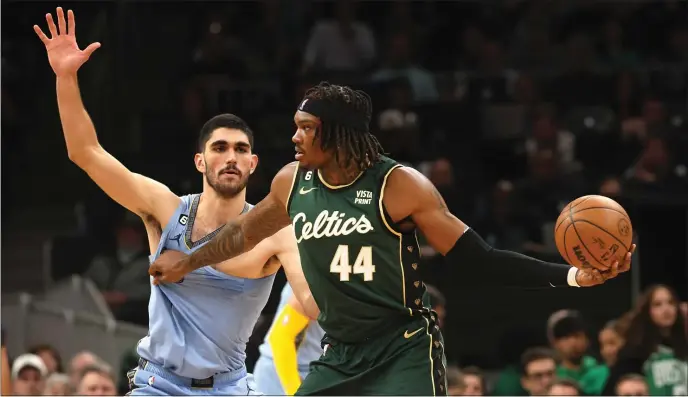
[[547, 309, 607, 394], [603, 285, 687, 396], [579, 316, 631, 395]]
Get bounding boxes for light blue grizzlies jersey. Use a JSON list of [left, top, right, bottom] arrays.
[[258, 283, 326, 374], [137, 194, 276, 379]]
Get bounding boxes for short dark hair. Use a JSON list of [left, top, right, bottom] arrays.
[[303, 82, 384, 170], [548, 378, 581, 395], [520, 347, 557, 375], [28, 343, 63, 373], [198, 114, 254, 152]]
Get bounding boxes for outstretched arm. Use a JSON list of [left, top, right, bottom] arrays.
[[36, 8, 178, 224], [383, 167, 632, 288], [267, 294, 311, 395], [150, 163, 296, 282]]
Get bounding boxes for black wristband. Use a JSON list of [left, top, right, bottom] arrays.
[[445, 228, 573, 288]]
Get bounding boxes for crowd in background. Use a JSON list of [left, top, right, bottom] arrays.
[[4, 283, 687, 395], [2, 0, 687, 395]]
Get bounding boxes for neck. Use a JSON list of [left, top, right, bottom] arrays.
[[319, 157, 362, 186], [561, 358, 581, 370], [198, 186, 247, 229]]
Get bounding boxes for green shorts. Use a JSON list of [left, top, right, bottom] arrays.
[[296, 315, 447, 396]]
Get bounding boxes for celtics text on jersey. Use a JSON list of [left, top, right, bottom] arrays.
[[286, 157, 433, 343]]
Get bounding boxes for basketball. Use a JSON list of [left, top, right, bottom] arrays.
[[555, 195, 633, 270]]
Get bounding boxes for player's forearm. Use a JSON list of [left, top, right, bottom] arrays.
[[56, 75, 101, 161], [446, 229, 576, 288], [181, 198, 292, 272]]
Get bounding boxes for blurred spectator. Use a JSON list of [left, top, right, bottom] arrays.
[[623, 136, 688, 192], [1, 328, 10, 396], [371, 32, 438, 102], [11, 353, 48, 396], [600, 316, 632, 367], [547, 378, 582, 395], [446, 365, 465, 395], [76, 363, 117, 396], [426, 284, 446, 329], [43, 373, 70, 396], [520, 347, 558, 396], [547, 310, 606, 390], [68, 351, 100, 390], [83, 212, 151, 325], [581, 315, 633, 394], [376, 78, 420, 164], [603, 284, 688, 395], [515, 149, 585, 256], [302, 0, 376, 74], [615, 373, 650, 396], [475, 180, 528, 252], [460, 366, 485, 396], [523, 114, 577, 174], [599, 19, 640, 69], [28, 344, 63, 375], [492, 327, 542, 396]]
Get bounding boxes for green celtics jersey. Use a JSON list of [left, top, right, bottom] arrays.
[[287, 157, 431, 343], [643, 345, 688, 396]]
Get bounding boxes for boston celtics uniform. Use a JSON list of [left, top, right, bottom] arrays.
[[286, 157, 447, 395]]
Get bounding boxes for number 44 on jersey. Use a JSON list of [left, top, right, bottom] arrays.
[[330, 245, 376, 281]]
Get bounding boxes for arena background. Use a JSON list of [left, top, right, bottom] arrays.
[[1, 0, 687, 394]]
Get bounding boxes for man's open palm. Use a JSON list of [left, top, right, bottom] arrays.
[[34, 7, 100, 76]]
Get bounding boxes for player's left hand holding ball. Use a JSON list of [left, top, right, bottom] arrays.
[[149, 250, 190, 285], [34, 7, 101, 76], [574, 244, 636, 287]]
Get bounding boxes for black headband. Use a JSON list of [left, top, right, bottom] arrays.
[[297, 98, 369, 132]]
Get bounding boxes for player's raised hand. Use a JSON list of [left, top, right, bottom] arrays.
[[34, 8, 101, 77], [149, 250, 192, 285], [575, 244, 636, 287]]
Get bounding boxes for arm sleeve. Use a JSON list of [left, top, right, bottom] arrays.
[[267, 303, 311, 395], [445, 229, 577, 288]]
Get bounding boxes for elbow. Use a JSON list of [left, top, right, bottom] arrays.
[[67, 146, 99, 168]]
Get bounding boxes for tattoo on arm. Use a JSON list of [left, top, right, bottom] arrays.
[[431, 185, 453, 219], [182, 197, 292, 271]]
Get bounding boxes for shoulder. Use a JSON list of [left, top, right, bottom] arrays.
[[385, 165, 432, 194], [271, 162, 300, 205]]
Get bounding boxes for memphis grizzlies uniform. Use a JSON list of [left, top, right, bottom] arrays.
[[129, 194, 275, 396], [253, 284, 326, 394], [286, 157, 447, 395]]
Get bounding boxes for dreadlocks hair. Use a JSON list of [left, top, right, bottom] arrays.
[[303, 82, 385, 171]]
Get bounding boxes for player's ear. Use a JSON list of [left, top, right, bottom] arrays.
[[249, 154, 259, 175], [194, 152, 206, 173]]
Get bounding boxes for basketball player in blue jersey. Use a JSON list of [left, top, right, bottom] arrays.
[[34, 8, 314, 395], [253, 284, 325, 395]]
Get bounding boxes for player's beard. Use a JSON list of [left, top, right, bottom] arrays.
[[205, 167, 249, 199]]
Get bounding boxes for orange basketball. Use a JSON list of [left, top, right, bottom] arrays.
[[554, 195, 633, 270]]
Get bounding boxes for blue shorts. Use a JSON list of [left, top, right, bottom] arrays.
[[127, 360, 261, 396], [253, 356, 310, 395]]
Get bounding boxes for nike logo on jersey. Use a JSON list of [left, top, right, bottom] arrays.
[[169, 233, 182, 243], [293, 211, 374, 242], [299, 187, 318, 195], [404, 327, 424, 339]]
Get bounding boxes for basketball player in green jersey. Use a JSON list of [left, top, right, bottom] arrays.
[[150, 82, 636, 395]]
